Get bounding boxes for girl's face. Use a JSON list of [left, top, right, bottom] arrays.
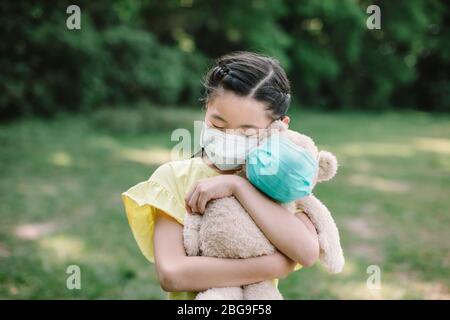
[[204, 88, 278, 137]]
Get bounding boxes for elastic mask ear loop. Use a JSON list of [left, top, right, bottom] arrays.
[[192, 121, 207, 158]]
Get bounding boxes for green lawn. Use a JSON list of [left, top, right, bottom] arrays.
[[0, 107, 449, 299]]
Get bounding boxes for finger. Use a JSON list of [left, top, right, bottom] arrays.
[[188, 187, 201, 214], [197, 192, 209, 214], [185, 182, 198, 205], [185, 202, 192, 214], [185, 182, 200, 214]]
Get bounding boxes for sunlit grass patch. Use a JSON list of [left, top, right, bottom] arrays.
[[0, 107, 449, 299]]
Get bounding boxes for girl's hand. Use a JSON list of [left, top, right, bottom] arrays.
[[185, 175, 244, 214]]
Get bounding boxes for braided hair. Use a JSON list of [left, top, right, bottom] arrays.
[[201, 51, 291, 120]]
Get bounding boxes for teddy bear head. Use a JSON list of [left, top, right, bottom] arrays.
[[266, 120, 338, 186]]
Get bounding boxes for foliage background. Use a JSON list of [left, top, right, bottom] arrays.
[[1, 0, 449, 119]]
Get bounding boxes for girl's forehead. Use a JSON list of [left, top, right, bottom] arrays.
[[206, 90, 273, 129]]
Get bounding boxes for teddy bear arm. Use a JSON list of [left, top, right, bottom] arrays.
[[295, 195, 345, 274]]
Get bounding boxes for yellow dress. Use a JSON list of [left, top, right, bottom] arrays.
[[122, 157, 300, 300]]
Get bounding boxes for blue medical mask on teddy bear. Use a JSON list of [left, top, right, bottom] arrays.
[[245, 133, 318, 203]]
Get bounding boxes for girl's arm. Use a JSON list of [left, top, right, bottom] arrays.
[[153, 211, 296, 293], [186, 175, 320, 267], [232, 177, 319, 266]]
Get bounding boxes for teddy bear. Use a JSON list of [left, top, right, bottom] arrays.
[[183, 121, 345, 300]]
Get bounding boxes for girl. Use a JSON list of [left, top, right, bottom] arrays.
[[122, 51, 320, 300]]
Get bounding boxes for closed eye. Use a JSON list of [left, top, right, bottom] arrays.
[[242, 128, 258, 136], [212, 124, 225, 130]]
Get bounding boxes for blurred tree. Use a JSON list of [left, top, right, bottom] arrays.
[[0, 0, 448, 118]]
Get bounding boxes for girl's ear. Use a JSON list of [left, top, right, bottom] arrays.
[[282, 116, 290, 127], [317, 151, 338, 182]]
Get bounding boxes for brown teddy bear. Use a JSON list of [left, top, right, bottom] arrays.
[[183, 121, 344, 300]]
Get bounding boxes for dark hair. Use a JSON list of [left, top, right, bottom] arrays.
[[201, 51, 291, 119]]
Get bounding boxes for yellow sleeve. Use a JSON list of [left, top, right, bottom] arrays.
[[121, 163, 186, 263]]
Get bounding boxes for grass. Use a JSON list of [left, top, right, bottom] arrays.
[[0, 106, 449, 299]]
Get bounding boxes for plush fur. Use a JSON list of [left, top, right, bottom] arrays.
[[183, 121, 344, 300]]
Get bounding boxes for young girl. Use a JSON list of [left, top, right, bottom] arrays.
[[122, 51, 320, 300]]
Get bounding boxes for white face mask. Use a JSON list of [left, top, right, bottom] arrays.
[[199, 122, 258, 171]]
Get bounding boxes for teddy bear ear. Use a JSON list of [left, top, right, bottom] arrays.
[[317, 151, 338, 182]]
